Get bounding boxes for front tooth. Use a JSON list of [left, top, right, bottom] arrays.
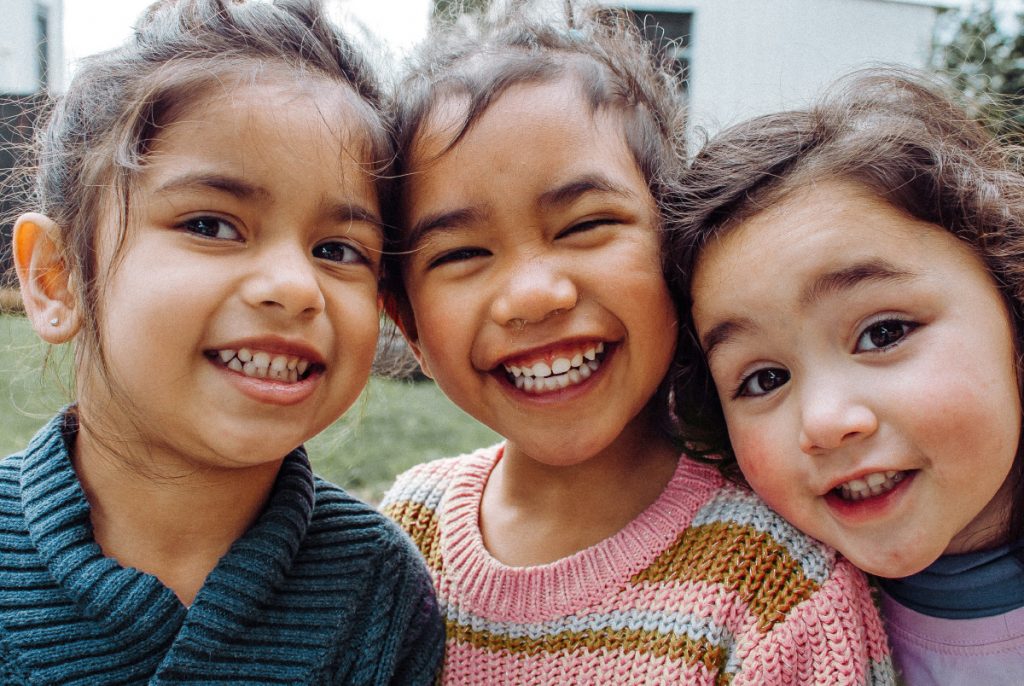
[[866, 473, 887, 488], [571, 353, 583, 367], [583, 347, 596, 361], [532, 362, 551, 377], [252, 351, 271, 370], [270, 355, 288, 372], [238, 348, 253, 363], [218, 349, 235, 363], [543, 377, 558, 390], [846, 478, 868, 492], [551, 358, 571, 374]]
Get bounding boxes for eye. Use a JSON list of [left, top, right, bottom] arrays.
[[180, 216, 240, 240], [736, 367, 790, 398], [427, 247, 490, 269], [312, 240, 368, 265], [556, 218, 614, 239], [854, 318, 918, 352]]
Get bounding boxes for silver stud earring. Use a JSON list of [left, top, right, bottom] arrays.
[[49, 318, 59, 327]]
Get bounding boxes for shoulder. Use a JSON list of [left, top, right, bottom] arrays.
[[309, 477, 421, 561], [380, 444, 499, 518]]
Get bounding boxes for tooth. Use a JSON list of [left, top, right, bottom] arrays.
[[584, 347, 596, 361], [587, 360, 599, 371], [253, 352, 271, 370], [510, 365, 521, 377], [891, 471, 904, 483], [289, 369, 298, 382], [846, 478, 867, 491], [556, 374, 570, 388], [551, 358, 571, 374], [532, 362, 551, 377], [228, 358, 243, 372], [578, 364, 592, 379], [543, 377, 558, 390], [524, 377, 535, 391], [571, 353, 583, 367], [287, 357, 298, 370], [238, 348, 253, 363], [866, 473, 887, 488], [243, 361, 257, 376], [270, 355, 288, 372], [568, 369, 581, 384], [297, 360, 309, 375], [218, 349, 235, 363], [596, 342, 605, 354]]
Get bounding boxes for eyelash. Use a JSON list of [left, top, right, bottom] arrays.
[[854, 316, 919, 353], [312, 240, 370, 266], [179, 216, 240, 241]]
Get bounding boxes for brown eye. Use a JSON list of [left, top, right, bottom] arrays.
[[738, 368, 790, 397], [856, 319, 917, 352]]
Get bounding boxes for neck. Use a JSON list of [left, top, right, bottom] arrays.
[[481, 408, 679, 566], [73, 420, 282, 606]]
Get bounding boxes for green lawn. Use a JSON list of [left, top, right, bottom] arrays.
[[0, 314, 500, 502]]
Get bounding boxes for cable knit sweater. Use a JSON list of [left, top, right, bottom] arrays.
[[0, 411, 444, 685], [381, 445, 894, 685]]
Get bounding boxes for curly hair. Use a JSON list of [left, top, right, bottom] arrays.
[[670, 67, 1024, 542]]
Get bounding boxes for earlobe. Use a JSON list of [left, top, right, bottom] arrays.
[[13, 213, 81, 344]]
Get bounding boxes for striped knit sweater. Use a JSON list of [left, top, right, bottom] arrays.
[[382, 445, 895, 685], [0, 411, 444, 685]]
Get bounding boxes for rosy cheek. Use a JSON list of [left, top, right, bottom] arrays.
[[730, 433, 776, 485]]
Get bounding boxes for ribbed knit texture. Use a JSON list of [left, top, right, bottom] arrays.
[[381, 445, 894, 685], [0, 411, 444, 685]]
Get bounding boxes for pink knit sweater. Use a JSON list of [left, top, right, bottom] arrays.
[[382, 446, 894, 685]]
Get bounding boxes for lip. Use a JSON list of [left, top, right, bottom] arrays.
[[496, 338, 608, 369], [823, 470, 916, 522], [207, 336, 325, 364]]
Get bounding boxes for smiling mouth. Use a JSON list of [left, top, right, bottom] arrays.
[[206, 347, 323, 383], [503, 342, 606, 394], [833, 470, 907, 502]]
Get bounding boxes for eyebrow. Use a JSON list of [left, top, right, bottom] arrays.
[[799, 259, 916, 307], [407, 207, 487, 248], [700, 259, 918, 361]]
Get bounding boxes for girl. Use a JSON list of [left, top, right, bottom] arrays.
[[380, 3, 893, 683], [0, 0, 443, 683], [675, 68, 1024, 685]]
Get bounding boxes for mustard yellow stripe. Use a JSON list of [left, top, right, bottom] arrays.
[[382, 500, 444, 574], [447, 618, 732, 679], [633, 521, 820, 632]]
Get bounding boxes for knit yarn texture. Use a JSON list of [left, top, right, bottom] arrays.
[[382, 445, 894, 685], [0, 411, 444, 685]]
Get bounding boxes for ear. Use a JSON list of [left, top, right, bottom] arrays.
[[381, 291, 432, 379], [13, 213, 82, 344]]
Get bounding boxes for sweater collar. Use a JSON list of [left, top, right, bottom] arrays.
[[20, 408, 316, 625]]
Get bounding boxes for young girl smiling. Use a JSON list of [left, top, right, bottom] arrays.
[[676, 68, 1024, 685]]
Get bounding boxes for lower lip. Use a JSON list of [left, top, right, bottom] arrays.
[[824, 471, 916, 522], [500, 350, 611, 404], [215, 362, 321, 406]]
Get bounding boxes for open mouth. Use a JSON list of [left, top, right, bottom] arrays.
[[206, 347, 323, 383], [833, 470, 908, 502], [502, 342, 606, 394]]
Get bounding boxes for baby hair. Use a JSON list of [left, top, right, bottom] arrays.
[[19, 0, 391, 389], [671, 67, 1024, 543], [385, 0, 688, 427]]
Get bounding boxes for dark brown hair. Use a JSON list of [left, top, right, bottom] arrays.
[[670, 67, 1024, 543]]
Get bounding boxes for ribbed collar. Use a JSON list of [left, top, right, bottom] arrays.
[[20, 409, 315, 629], [877, 540, 1024, 619], [438, 446, 721, 622]]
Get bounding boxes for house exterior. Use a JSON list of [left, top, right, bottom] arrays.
[[620, 0, 962, 135]]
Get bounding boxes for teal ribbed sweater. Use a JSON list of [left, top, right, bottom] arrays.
[[0, 411, 444, 685]]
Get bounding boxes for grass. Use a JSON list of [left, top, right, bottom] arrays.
[[0, 314, 500, 502]]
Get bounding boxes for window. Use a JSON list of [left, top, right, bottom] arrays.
[[35, 3, 49, 91]]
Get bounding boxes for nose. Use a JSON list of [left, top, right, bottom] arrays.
[[798, 383, 878, 455], [242, 242, 325, 318], [489, 255, 578, 328]]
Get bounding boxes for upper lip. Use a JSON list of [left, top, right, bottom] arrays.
[[207, 336, 325, 365]]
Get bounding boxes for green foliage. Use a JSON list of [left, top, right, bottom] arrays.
[[432, 0, 493, 24], [0, 314, 500, 503], [933, 3, 1024, 138]]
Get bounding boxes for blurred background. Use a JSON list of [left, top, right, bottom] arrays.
[[0, 0, 1021, 500]]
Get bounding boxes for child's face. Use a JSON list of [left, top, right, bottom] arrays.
[[81, 77, 383, 471], [691, 180, 1021, 577], [399, 79, 677, 466]]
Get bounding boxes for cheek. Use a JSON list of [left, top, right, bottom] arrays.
[[727, 420, 792, 491]]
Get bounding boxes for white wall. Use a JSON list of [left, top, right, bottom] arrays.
[[627, 0, 948, 136], [0, 0, 63, 94]]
